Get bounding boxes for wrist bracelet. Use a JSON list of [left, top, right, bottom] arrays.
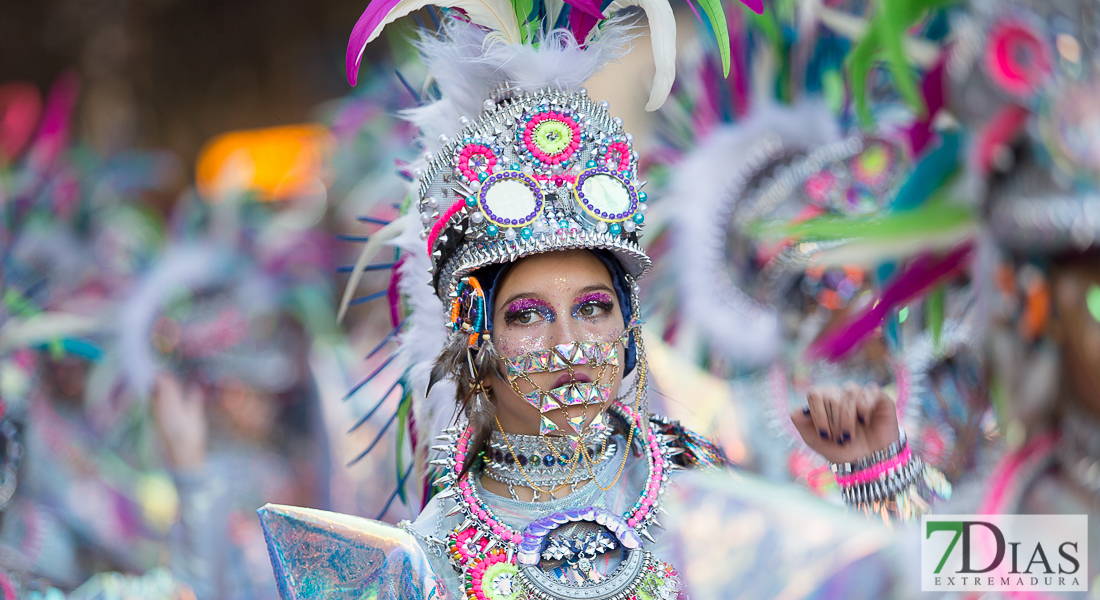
[[834, 445, 912, 487], [829, 432, 907, 475], [838, 452, 922, 506]]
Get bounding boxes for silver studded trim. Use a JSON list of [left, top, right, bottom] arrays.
[[517, 549, 651, 600], [438, 229, 651, 299]]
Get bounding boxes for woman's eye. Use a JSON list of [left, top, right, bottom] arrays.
[[516, 310, 542, 325], [576, 302, 609, 318]]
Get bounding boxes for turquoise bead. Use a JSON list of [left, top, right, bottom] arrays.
[[638, 192, 647, 202], [486, 225, 499, 236], [633, 213, 645, 224], [609, 223, 622, 235], [520, 227, 533, 239]]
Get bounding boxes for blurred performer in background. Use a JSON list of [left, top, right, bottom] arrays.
[[126, 191, 337, 600], [951, 0, 1100, 581], [643, 2, 986, 520]]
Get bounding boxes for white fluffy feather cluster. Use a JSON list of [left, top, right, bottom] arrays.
[[665, 101, 840, 369], [403, 18, 636, 154]]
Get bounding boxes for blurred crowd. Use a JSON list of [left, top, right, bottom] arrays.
[[0, 59, 423, 598]]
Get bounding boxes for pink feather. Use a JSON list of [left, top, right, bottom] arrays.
[[806, 242, 973, 362], [739, 0, 763, 15], [564, 0, 606, 44], [347, 0, 406, 85]]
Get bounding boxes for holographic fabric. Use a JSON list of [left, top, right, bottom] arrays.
[[661, 471, 898, 600], [258, 505, 447, 600]]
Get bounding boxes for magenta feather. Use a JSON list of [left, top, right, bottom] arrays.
[[564, 0, 606, 44], [806, 242, 973, 362], [727, 7, 749, 118], [347, 0, 403, 85], [740, 0, 763, 15], [905, 58, 946, 156], [26, 71, 79, 170], [388, 256, 405, 327]]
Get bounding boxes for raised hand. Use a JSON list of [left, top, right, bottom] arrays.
[[152, 371, 208, 469], [789, 382, 902, 464]]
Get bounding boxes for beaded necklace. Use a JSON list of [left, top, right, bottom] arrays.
[[431, 399, 680, 600]]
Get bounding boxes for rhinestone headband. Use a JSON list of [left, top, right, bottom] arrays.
[[416, 87, 652, 299]]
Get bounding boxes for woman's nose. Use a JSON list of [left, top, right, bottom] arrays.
[[547, 312, 584, 347]]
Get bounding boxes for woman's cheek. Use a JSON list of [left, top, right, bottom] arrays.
[[495, 329, 553, 359]]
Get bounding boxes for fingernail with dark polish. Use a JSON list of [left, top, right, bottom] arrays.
[[836, 438, 845, 446], [843, 431, 851, 442], [802, 406, 811, 416], [857, 415, 865, 425], [819, 430, 829, 440]]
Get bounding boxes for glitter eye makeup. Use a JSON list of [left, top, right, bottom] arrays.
[[504, 297, 556, 325], [572, 291, 614, 320]]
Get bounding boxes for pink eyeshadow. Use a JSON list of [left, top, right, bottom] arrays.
[[507, 298, 551, 312], [575, 292, 613, 305]]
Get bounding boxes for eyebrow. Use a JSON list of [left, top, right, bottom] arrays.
[[573, 284, 615, 299]]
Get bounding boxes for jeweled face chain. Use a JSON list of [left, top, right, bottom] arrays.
[[504, 338, 624, 436]]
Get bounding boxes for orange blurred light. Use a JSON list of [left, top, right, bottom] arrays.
[[195, 124, 333, 202]]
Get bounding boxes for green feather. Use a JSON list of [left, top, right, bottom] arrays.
[[512, 0, 535, 42], [695, 0, 731, 77], [749, 196, 975, 242], [927, 284, 945, 352], [847, 0, 957, 128]]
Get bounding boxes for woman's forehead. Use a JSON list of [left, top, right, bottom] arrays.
[[497, 251, 613, 297]]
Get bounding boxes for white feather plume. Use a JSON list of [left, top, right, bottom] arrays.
[[389, 211, 457, 488], [606, 0, 676, 111]]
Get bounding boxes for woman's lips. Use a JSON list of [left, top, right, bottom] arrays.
[[552, 371, 593, 388]]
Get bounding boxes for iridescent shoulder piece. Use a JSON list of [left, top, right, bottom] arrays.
[[649, 414, 731, 470], [258, 504, 447, 600]]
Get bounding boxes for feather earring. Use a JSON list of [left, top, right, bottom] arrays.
[[427, 331, 470, 398]]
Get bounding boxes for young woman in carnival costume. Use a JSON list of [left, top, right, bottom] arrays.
[[645, 2, 977, 521], [260, 0, 748, 595]]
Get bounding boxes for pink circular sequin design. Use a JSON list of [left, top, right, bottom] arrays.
[[457, 144, 498, 182], [604, 141, 632, 172], [523, 112, 581, 165]]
